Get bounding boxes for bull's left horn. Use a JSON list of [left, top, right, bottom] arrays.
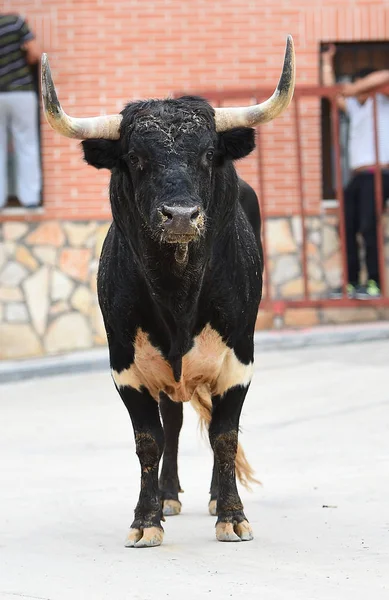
[[41, 54, 122, 139], [214, 35, 295, 132]]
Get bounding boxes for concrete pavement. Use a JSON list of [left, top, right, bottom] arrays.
[[0, 340, 388, 599]]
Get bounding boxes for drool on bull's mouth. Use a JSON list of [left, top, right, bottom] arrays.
[[163, 233, 197, 244]]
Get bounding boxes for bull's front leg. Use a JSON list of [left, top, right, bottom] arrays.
[[209, 385, 253, 542], [159, 393, 184, 516], [116, 383, 165, 548]]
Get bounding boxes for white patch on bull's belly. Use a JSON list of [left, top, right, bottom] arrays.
[[112, 324, 253, 402]]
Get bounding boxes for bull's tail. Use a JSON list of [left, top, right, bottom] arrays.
[[190, 386, 260, 490]]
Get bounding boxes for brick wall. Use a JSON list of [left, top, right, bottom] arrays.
[[3, 0, 389, 221]]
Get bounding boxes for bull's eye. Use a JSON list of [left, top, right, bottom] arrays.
[[206, 150, 214, 161], [128, 153, 139, 166]]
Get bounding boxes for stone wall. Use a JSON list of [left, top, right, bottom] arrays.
[[0, 221, 109, 359], [257, 213, 389, 329], [267, 215, 341, 300], [1, 215, 389, 360], [265, 214, 389, 299]]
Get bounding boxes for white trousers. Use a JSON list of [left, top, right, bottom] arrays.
[[0, 91, 41, 208]]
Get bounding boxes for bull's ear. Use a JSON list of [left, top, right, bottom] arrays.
[[217, 127, 256, 160], [81, 139, 121, 170]]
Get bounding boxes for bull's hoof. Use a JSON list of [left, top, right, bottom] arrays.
[[125, 526, 164, 548], [208, 499, 217, 516], [215, 520, 253, 542], [163, 499, 181, 516]]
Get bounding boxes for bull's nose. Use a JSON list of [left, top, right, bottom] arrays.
[[162, 205, 200, 223], [161, 205, 201, 238]]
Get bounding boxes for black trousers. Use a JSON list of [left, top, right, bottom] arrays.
[[344, 172, 389, 286]]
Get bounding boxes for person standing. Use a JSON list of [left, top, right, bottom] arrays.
[[322, 44, 389, 298], [0, 13, 41, 208]]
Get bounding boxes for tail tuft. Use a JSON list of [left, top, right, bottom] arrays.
[[190, 386, 260, 490]]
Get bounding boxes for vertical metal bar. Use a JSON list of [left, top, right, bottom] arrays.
[[293, 94, 309, 300], [330, 97, 349, 297], [256, 111, 271, 304], [372, 94, 386, 296]]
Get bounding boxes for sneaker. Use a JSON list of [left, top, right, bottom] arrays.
[[355, 280, 381, 299], [329, 284, 356, 299]]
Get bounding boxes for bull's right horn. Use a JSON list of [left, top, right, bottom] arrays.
[[214, 35, 296, 132], [41, 54, 122, 140]]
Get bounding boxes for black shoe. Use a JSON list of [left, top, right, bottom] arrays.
[[329, 284, 356, 299], [355, 281, 381, 299]]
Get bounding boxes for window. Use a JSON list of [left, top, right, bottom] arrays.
[[320, 41, 389, 200]]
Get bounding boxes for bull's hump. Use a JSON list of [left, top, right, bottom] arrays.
[[111, 324, 253, 402]]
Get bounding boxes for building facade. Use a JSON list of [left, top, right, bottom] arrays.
[[1, 0, 389, 359]]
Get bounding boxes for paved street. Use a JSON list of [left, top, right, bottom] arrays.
[[0, 340, 388, 600]]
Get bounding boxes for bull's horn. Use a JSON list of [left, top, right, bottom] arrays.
[[41, 54, 122, 139], [214, 35, 295, 132]]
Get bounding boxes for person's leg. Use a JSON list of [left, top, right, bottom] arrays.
[[9, 91, 41, 207], [0, 93, 10, 208], [359, 173, 380, 286], [344, 175, 360, 287]]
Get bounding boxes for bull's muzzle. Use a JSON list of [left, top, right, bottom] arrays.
[[159, 205, 203, 243]]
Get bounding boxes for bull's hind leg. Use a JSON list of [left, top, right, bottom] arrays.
[[208, 461, 218, 516], [159, 393, 183, 516], [118, 385, 165, 548], [209, 385, 253, 542]]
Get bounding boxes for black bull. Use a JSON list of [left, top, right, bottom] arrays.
[[41, 36, 294, 547], [83, 98, 263, 546]]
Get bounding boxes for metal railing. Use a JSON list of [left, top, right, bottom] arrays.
[[175, 84, 389, 314]]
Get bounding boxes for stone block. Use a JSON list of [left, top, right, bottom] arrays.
[[59, 248, 91, 281], [50, 301, 69, 316], [15, 246, 38, 271], [323, 225, 340, 259], [310, 217, 321, 230], [272, 254, 301, 286], [26, 222, 65, 247], [267, 219, 297, 255], [0, 323, 42, 359], [284, 308, 320, 327], [280, 277, 304, 298], [23, 266, 50, 336], [71, 285, 92, 316], [51, 271, 74, 301], [5, 302, 29, 322], [0, 287, 23, 301], [291, 216, 303, 247], [321, 307, 379, 324], [0, 242, 6, 271], [0, 262, 28, 286], [95, 223, 111, 258], [306, 241, 319, 257], [3, 242, 15, 259], [45, 313, 92, 354], [255, 310, 274, 330], [308, 279, 327, 294], [308, 230, 321, 247], [90, 274, 98, 294], [323, 252, 342, 288], [3, 222, 28, 241], [91, 304, 106, 341], [324, 214, 338, 228], [64, 222, 97, 247], [33, 246, 57, 266], [308, 259, 324, 282]]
